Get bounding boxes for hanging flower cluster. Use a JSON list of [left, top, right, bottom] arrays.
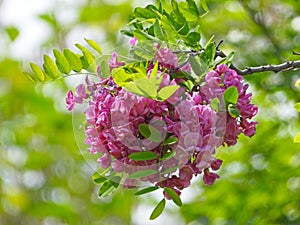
[[66, 42, 258, 201]]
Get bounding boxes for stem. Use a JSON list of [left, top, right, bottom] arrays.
[[216, 50, 300, 75]]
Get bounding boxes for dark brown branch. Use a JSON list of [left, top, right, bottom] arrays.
[[216, 50, 300, 75]]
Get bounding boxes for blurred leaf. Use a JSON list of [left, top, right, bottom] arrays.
[[149, 199, 166, 220], [295, 103, 300, 112], [39, 13, 57, 27], [295, 79, 300, 87], [163, 137, 178, 146], [128, 151, 158, 161], [92, 167, 111, 184], [164, 187, 182, 207], [134, 186, 159, 195], [294, 132, 300, 143], [161, 150, 176, 161], [138, 123, 163, 142], [5, 26, 19, 41], [98, 179, 120, 197], [84, 38, 102, 54], [128, 170, 157, 179]]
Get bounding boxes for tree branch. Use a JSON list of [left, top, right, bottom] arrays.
[[216, 50, 300, 75]]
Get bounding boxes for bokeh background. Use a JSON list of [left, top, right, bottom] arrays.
[[0, 0, 300, 224]]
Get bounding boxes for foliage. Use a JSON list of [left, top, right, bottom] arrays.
[[1, 0, 300, 224]]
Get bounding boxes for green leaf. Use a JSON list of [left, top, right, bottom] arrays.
[[134, 186, 159, 196], [53, 49, 71, 74], [161, 150, 176, 161], [294, 103, 300, 112], [124, 82, 147, 96], [163, 137, 178, 146], [75, 44, 96, 72], [129, 151, 158, 161], [225, 52, 235, 66], [63, 49, 83, 72], [228, 104, 240, 118], [138, 123, 163, 142], [178, 2, 199, 21], [186, 32, 201, 44], [223, 86, 239, 104], [92, 167, 111, 184], [128, 170, 157, 179], [30, 62, 46, 82], [161, 165, 179, 175], [201, 42, 216, 66], [99, 60, 110, 78], [210, 97, 220, 112], [154, 19, 164, 40], [164, 187, 182, 207], [5, 26, 19, 41], [149, 199, 166, 220], [84, 38, 102, 54], [23, 72, 36, 82], [189, 56, 203, 76], [186, 0, 200, 16], [135, 77, 157, 99], [157, 85, 180, 101], [98, 180, 119, 198], [43, 55, 59, 79], [112, 66, 146, 87], [294, 132, 300, 143], [134, 7, 158, 19], [201, 0, 209, 12]]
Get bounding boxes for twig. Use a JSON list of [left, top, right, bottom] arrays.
[[216, 50, 300, 75]]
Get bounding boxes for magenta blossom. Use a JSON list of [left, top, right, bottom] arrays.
[[129, 36, 138, 46], [65, 46, 258, 202], [66, 90, 75, 110], [108, 52, 125, 71]]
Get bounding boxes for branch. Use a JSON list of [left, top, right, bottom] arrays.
[[216, 50, 300, 75]]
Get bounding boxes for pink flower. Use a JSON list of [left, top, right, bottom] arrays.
[[66, 90, 75, 110], [203, 169, 220, 185], [74, 84, 88, 103], [224, 117, 241, 146], [211, 159, 223, 170], [97, 153, 112, 168], [206, 70, 221, 88], [129, 37, 138, 46], [108, 52, 125, 71], [155, 47, 178, 69], [241, 120, 258, 137]]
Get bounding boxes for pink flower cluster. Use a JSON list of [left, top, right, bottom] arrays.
[[66, 46, 258, 199], [200, 64, 258, 146]]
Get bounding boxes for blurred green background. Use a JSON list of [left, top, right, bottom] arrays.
[[0, 0, 300, 224]]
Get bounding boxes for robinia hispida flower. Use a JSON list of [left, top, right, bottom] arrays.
[[66, 41, 258, 218]]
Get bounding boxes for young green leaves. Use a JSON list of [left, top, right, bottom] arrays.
[[112, 62, 180, 101], [223, 86, 240, 118], [26, 38, 101, 82]]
